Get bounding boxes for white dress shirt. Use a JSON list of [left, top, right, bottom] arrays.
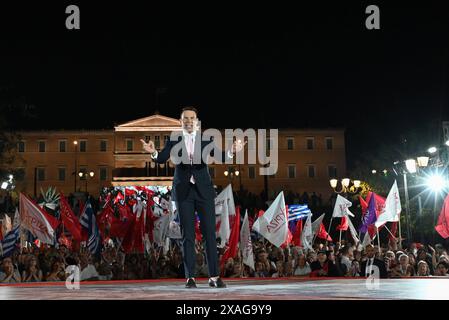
[[365, 258, 374, 276]]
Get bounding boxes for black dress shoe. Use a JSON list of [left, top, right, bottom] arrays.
[[208, 277, 227, 288], [185, 278, 197, 288]]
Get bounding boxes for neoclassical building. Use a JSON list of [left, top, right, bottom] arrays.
[[11, 114, 346, 199]]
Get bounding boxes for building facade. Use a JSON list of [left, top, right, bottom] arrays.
[[11, 114, 346, 199]]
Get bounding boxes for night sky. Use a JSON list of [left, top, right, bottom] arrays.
[[1, 2, 449, 168]]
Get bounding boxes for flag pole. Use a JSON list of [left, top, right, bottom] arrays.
[[376, 227, 381, 250], [326, 217, 334, 245], [339, 230, 342, 244], [383, 225, 397, 240], [398, 217, 403, 250]]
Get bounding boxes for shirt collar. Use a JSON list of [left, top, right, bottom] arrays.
[[183, 129, 197, 138]]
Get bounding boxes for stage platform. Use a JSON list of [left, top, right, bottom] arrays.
[[1, 277, 448, 300]]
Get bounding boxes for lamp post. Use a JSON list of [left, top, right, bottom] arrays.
[[73, 140, 78, 193], [329, 178, 361, 195], [78, 170, 95, 193], [224, 167, 240, 190]]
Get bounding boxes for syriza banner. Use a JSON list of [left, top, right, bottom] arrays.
[[19, 193, 55, 244], [252, 191, 288, 248]]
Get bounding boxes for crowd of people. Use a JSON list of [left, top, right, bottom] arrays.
[[1, 190, 449, 284], [2, 236, 449, 283]]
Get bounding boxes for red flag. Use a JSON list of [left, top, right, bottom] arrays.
[[389, 221, 398, 241], [59, 193, 82, 241], [292, 219, 303, 247], [121, 214, 137, 253], [258, 210, 264, 218], [220, 206, 241, 271], [58, 233, 72, 250], [360, 194, 369, 217], [336, 216, 349, 231], [97, 204, 114, 236], [435, 194, 449, 239], [109, 204, 133, 238], [317, 223, 332, 241]]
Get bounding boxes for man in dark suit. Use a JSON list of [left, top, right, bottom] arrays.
[[141, 106, 244, 288], [360, 244, 388, 279]]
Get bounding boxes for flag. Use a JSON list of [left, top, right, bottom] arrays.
[[291, 218, 303, 247], [360, 194, 369, 217], [220, 206, 241, 270], [153, 213, 170, 246], [252, 191, 289, 248], [347, 218, 360, 244], [288, 204, 312, 221], [362, 231, 372, 248], [375, 180, 401, 227], [215, 184, 236, 247], [389, 221, 398, 242], [301, 214, 313, 250], [240, 209, 255, 270], [332, 195, 354, 218], [59, 193, 82, 241], [0, 225, 20, 257], [1, 213, 12, 240], [435, 193, 449, 239], [336, 216, 349, 231], [79, 200, 101, 255], [317, 223, 332, 241], [19, 193, 56, 244], [360, 193, 378, 233], [311, 213, 325, 236]]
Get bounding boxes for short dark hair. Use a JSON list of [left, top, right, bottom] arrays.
[[180, 106, 198, 117]]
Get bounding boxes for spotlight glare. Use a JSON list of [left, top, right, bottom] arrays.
[[428, 147, 437, 154], [426, 174, 447, 193]]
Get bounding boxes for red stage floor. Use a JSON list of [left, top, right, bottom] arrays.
[[1, 277, 448, 300]]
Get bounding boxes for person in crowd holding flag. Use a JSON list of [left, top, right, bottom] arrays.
[[141, 106, 244, 289], [0, 257, 21, 283]]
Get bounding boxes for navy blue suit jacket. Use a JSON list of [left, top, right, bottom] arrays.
[[152, 134, 228, 202]]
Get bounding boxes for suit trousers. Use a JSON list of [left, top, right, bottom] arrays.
[[176, 183, 218, 278]]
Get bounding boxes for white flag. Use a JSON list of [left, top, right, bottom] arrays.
[[215, 184, 236, 247], [332, 195, 355, 218], [252, 191, 288, 248], [153, 214, 170, 246], [347, 218, 360, 244], [312, 213, 326, 236], [375, 180, 401, 227], [362, 232, 372, 249], [1, 213, 12, 237], [301, 214, 313, 250], [19, 193, 55, 244], [240, 210, 255, 270]]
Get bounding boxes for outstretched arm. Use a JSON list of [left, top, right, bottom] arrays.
[[141, 139, 173, 163]]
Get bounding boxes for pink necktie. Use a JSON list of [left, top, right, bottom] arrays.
[[187, 135, 195, 184]]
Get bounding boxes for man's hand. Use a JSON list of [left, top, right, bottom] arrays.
[[140, 139, 156, 154], [231, 139, 247, 154]]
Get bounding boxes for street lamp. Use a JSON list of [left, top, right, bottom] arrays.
[[428, 146, 437, 154], [445, 140, 449, 147], [329, 178, 361, 194], [224, 167, 240, 190], [78, 170, 95, 193]]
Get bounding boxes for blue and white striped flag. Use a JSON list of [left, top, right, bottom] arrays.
[[288, 204, 312, 222], [0, 226, 20, 257], [80, 201, 101, 255]]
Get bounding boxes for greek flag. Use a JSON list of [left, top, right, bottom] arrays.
[[80, 201, 101, 255], [0, 226, 20, 257], [288, 204, 311, 222]]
